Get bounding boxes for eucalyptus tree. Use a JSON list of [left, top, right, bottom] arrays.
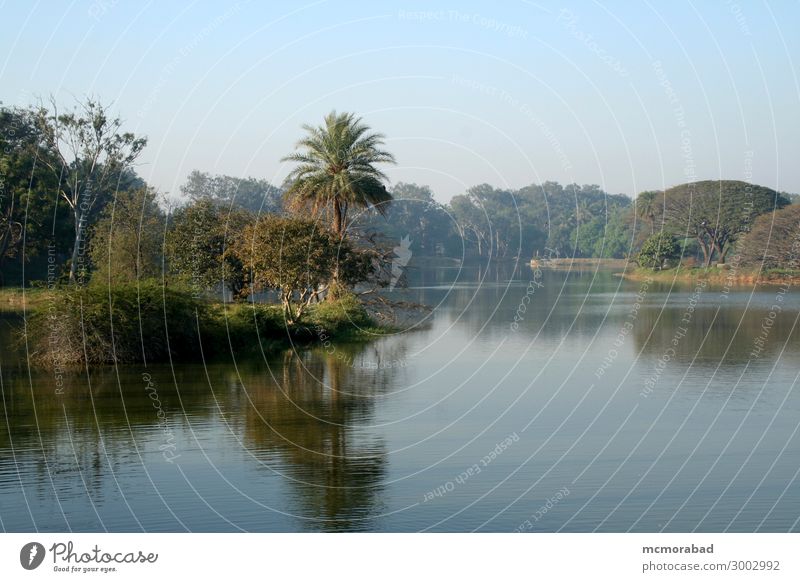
[[34, 98, 147, 283], [281, 111, 395, 238]]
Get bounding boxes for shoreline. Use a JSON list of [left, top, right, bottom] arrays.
[[616, 266, 800, 286]]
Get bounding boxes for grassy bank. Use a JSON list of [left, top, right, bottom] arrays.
[[0, 287, 52, 313], [619, 265, 800, 286], [531, 258, 630, 269], [15, 282, 391, 367]]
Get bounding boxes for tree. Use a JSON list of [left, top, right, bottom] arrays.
[[637, 232, 680, 269], [281, 111, 395, 238], [635, 190, 664, 236], [737, 204, 800, 270], [234, 216, 348, 323], [34, 98, 147, 283], [350, 182, 458, 257], [180, 170, 283, 214], [0, 107, 36, 277], [166, 198, 252, 298], [663, 180, 787, 266], [89, 187, 165, 284], [450, 193, 490, 257]]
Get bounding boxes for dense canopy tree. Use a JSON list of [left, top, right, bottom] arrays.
[[351, 182, 459, 257], [166, 198, 253, 298], [1, 107, 41, 275], [737, 204, 800, 270], [662, 180, 788, 266], [635, 190, 664, 236], [282, 111, 395, 237], [446, 181, 633, 260]]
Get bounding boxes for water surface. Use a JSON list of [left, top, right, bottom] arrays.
[[2, 264, 799, 532]]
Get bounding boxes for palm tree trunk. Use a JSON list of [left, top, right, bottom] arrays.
[[333, 202, 343, 237]]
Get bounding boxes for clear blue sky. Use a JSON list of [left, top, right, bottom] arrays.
[[2, 0, 798, 201]]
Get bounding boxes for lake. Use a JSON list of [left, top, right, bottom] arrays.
[[2, 264, 799, 532]]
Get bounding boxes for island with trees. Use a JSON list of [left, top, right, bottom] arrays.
[[1, 98, 797, 366]]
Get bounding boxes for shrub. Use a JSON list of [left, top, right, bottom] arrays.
[[27, 281, 207, 365], [637, 232, 680, 269], [228, 303, 287, 339]]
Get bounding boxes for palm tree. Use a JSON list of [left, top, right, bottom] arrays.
[[281, 111, 396, 238], [635, 190, 660, 235]]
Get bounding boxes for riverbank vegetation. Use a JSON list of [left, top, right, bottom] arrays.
[[2, 101, 401, 365], [23, 282, 383, 366], [628, 181, 799, 282], [3, 97, 799, 366]]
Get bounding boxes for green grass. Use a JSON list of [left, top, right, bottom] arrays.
[[0, 287, 51, 313]]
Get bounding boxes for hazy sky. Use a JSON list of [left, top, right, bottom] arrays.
[[2, 0, 798, 202]]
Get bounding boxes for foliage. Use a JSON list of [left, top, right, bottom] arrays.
[[166, 198, 252, 298], [662, 180, 788, 266], [282, 110, 395, 236], [26, 281, 206, 365], [33, 97, 147, 283], [89, 187, 166, 284], [635, 190, 664, 236], [234, 216, 346, 322], [0, 106, 71, 282], [637, 232, 680, 269], [351, 182, 459, 257], [447, 181, 633, 259], [737, 204, 800, 269]]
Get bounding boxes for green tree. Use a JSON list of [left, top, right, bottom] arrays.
[[635, 190, 663, 236], [166, 198, 252, 298], [1, 107, 37, 277], [663, 180, 787, 266], [89, 187, 165, 284], [737, 204, 800, 270], [34, 98, 147, 283], [281, 111, 395, 238], [234, 216, 348, 322], [637, 232, 680, 269]]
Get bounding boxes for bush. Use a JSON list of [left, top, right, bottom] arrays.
[[637, 232, 680, 269], [26, 283, 384, 367], [27, 281, 207, 365], [227, 303, 287, 339]]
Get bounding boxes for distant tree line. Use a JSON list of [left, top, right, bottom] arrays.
[[3, 98, 799, 300]]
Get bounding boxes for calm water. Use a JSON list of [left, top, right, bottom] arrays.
[[2, 264, 800, 532]]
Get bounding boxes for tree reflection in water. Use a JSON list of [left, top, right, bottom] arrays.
[[242, 343, 407, 531]]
